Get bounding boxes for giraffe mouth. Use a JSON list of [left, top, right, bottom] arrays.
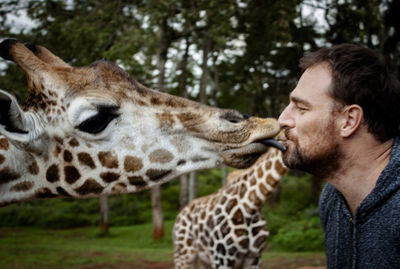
[[221, 138, 284, 168]]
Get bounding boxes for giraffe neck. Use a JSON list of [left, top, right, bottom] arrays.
[[0, 136, 52, 205], [228, 148, 287, 212]]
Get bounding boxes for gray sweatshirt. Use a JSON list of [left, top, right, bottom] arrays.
[[319, 137, 400, 269]]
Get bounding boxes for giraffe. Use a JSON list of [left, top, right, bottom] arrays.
[[173, 135, 287, 269], [0, 39, 281, 206]]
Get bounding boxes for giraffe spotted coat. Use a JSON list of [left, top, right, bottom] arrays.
[[173, 147, 287, 269]]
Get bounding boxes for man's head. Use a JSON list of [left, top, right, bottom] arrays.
[[279, 44, 400, 176]]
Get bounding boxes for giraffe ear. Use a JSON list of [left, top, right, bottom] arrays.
[[0, 90, 43, 143]]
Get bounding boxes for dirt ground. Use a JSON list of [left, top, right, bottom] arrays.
[[79, 255, 326, 269]]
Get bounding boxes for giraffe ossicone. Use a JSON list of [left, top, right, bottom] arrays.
[[173, 133, 287, 269], [0, 39, 281, 206]]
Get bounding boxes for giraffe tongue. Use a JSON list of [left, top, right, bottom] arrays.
[[258, 138, 286, 152]]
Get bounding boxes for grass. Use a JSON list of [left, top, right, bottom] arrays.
[[0, 222, 174, 269], [0, 222, 325, 269]]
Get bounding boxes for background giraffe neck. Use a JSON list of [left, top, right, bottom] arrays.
[[234, 148, 287, 211]]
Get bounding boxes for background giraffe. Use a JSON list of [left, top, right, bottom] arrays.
[[173, 139, 287, 269], [0, 39, 281, 206]]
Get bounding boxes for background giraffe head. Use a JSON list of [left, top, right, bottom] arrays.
[[0, 39, 280, 203]]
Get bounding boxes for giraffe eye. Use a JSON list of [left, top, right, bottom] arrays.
[[222, 111, 247, 123], [78, 111, 119, 134]]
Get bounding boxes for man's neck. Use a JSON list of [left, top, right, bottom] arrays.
[[327, 136, 393, 215]]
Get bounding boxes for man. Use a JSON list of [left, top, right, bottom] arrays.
[[278, 44, 400, 269]]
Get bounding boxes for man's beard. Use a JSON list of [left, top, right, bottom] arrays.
[[282, 125, 342, 178]]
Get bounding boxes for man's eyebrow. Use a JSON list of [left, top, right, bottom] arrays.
[[290, 95, 312, 107]]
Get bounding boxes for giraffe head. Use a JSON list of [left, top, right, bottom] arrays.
[[0, 39, 280, 199]]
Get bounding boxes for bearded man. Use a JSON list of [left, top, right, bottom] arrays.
[[278, 44, 400, 269]]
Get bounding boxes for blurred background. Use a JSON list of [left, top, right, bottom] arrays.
[[0, 0, 398, 268]]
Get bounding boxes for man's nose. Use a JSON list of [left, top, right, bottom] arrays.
[[278, 106, 293, 129]]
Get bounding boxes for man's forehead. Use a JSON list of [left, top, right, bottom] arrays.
[[290, 64, 333, 104]]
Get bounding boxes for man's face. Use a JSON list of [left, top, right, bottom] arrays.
[[278, 63, 343, 177]]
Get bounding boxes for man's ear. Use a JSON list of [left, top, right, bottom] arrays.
[[340, 104, 363, 138], [0, 90, 43, 144]]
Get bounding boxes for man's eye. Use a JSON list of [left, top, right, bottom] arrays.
[[78, 112, 119, 134]]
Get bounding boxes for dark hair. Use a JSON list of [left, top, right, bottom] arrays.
[[300, 44, 400, 142]]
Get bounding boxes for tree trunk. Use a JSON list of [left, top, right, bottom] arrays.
[[179, 174, 189, 209], [188, 172, 198, 202], [99, 195, 109, 234], [179, 36, 191, 207], [221, 165, 228, 185], [157, 17, 169, 92], [150, 186, 164, 240], [199, 32, 211, 104]]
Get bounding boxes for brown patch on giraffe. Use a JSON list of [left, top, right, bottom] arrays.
[[259, 182, 269, 196], [275, 160, 287, 175], [112, 182, 127, 193], [77, 152, 96, 169], [0, 167, 21, 183], [215, 207, 222, 215], [257, 167, 264, 178], [68, 138, 80, 147], [149, 149, 174, 164], [249, 190, 262, 207], [137, 100, 148, 106], [226, 198, 238, 214], [10, 181, 34, 192], [206, 216, 215, 229], [75, 179, 104, 195], [220, 196, 227, 205], [100, 172, 120, 183], [46, 164, 59, 182], [35, 187, 57, 199], [98, 152, 119, 169], [0, 154, 4, 165], [124, 156, 143, 172], [239, 183, 247, 199], [0, 138, 9, 150], [27, 161, 39, 175], [266, 174, 279, 187], [128, 176, 146, 187], [252, 225, 264, 236], [243, 202, 256, 215], [156, 112, 175, 129], [177, 112, 198, 123], [235, 228, 247, 237], [228, 246, 237, 256], [54, 145, 62, 158], [216, 216, 224, 225], [54, 136, 64, 145], [56, 187, 72, 197], [239, 238, 249, 249], [146, 169, 172, 182], [232, 209, 244, 225], [250, 176, 256, 186], [64, 166, 81, 184], [221, 221, 231, 237], [216, 243, 226, 255], [265, 161, 272, 170], [254, 234, 268, 249], [150, 96, 161, 105], [63, 150, 73, 162]]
